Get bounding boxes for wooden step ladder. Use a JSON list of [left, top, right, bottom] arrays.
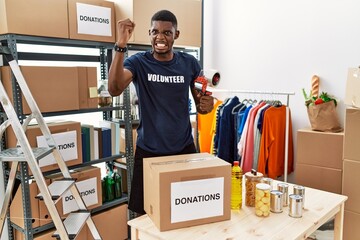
[[0, 46, 101, 240]]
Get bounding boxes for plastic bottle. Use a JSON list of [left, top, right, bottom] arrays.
[[231, 161, 243, 210]]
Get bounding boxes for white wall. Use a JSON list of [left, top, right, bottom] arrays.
[[203, 0, 360, 180]]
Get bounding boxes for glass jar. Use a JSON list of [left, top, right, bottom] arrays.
[[245, 170, 263, 207], [98, 80, 112, 107], [255, 183, 271, 217]]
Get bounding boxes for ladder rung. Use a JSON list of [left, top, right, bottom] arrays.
[[52, 212, 90, 239], [0, 146, 55, 162], [36, 179, 75, 201]]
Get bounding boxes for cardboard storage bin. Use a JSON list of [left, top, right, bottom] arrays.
[[111, 0, 202, 47], [344, 210, 360, 240], [77, 67, 98, 109], [295, 163, 342, 194], [344, 107, 360, 161], [10, 181, 40, 229], [40, 166, 102, 223], [68, 0, 116, 42], [1, 66, 80, 114], [342, 159, 360, 214], [6, 121, 83, 174], [144, 153, 231, 231], [86, 204, 128, 240], [0, 0, 68, 38], [296, 128, 344, 169]]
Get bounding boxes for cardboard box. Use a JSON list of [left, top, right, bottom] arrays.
[[296, 128, 344, 169], [344, 108, 360, 161], [41, 166, 102, 221], [111, 0, 202, 47], [342, 159, 360, 213], [143, 153, 231, 231], [78, 67, 98, 109], [87, 204, 128, 240], [120, 127, 137, 154], [10, 181, 40, 229], [345, 68, 360, 108], [344, 210, 360, 240], [37, 179, 53, 227], [68, 0, 116, 42], [1, 66, 80, 114], [0, 0, 68, 38], [295, 163, 342, 194], [6, 121, 83, 174]]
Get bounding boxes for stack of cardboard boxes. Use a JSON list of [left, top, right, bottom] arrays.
[[342, 108, 360, 240], [295, 128, 344, 194]]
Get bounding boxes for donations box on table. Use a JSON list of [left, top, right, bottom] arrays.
[[143, 153, 231, 231]]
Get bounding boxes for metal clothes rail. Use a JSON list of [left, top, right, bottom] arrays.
[[210, 89, 295, 182]]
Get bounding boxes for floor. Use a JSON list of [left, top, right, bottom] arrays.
[[307, 219, 334, 240]]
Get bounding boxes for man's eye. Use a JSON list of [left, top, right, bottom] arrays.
[[164, 31, 172, 36]]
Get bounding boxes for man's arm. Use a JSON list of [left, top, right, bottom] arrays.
[[108, 19, 135, 96], [190, 87, 214, 114]]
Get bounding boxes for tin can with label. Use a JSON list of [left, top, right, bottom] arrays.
[[277, 183, 289, 207], [270, 190, 283, 213], [289, 194, 303, 218], [261, 177, 273, 189], [293, 185, 305, 209], [255, 183, 271, 217]]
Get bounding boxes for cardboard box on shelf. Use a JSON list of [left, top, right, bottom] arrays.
[[10, 181, 40, 229], [344, 210, 360, 240], [41, 166, 102, 221], [1, 66, 80, 114], [110, 0, 202, 47], [68, 0, 116, 42], [344, 107, 360, 161], [143, 153, 231, 231], [120, 127, 137, 154], [86, 204, 128, 240], [6, 121, 83, 174], [78, 67, 98, 109], [342, 159, 360, 214], [294, 163, 342, 194], [296, 128, 344, 169], [0, 0, 68, 38]]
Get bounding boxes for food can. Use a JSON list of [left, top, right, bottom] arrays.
[[255, 183, 271, 217], [277, 183, 289, 207], [245, 170, 264, 207], [270, 190, 283, 213], [261, 177, 273, 189], [293, 185, 305, 209], [289, 194, 303, 218]]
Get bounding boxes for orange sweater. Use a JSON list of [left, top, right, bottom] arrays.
[[257, 106, 293, 178], [198, 100, 223, 153]]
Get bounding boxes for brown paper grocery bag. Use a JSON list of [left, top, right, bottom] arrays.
[[307, 100, 342, 132]]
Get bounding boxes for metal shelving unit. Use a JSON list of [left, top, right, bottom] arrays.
[[0, 34, 135, 239]]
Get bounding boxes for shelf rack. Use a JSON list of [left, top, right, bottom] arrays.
[[0, 33, 135, 239]]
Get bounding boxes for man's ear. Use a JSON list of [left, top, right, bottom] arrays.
[[174, 30, 180, 39]]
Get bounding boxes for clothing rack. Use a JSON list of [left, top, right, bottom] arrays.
[[210, 89, 295, 182]]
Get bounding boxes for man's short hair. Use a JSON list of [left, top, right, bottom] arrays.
[[151, 10, 178, 29]]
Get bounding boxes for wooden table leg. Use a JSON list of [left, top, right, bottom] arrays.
[[131, 227, 139, 240], [334, 203, 345, 240]]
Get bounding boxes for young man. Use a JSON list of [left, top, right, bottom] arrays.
[[108, 10, 214, 215]]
